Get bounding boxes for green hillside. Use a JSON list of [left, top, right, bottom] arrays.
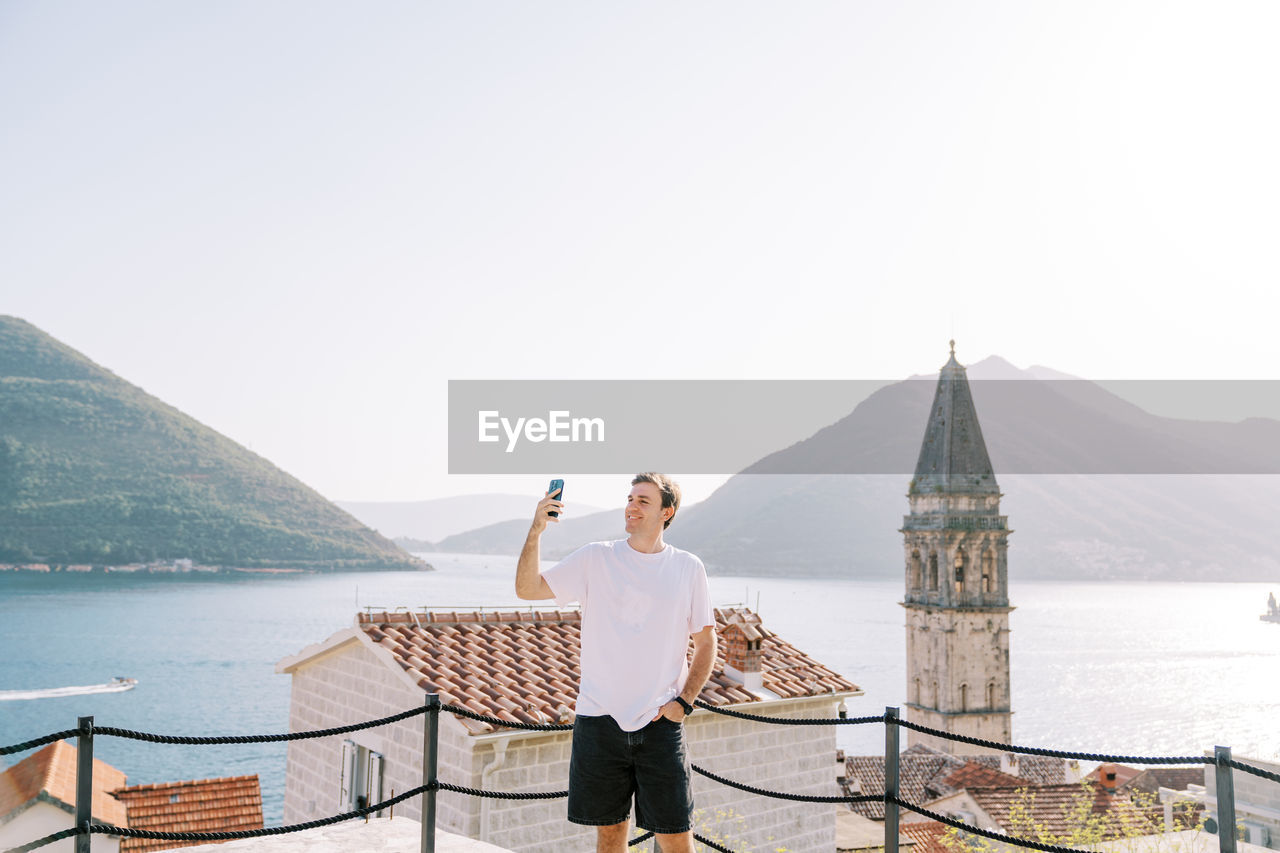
[[0, 316, 421, 569]]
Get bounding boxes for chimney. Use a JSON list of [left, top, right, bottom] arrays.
[[1098, 763, 1120, 792], [722, 612, 767, 692]]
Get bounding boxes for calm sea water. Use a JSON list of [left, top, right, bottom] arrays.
[[1, 555, 1277, 824]]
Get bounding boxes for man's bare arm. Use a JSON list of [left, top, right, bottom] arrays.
[[681, 624, 717, 706], [515, 493, 560, 601], [656, 624, 718, 722]]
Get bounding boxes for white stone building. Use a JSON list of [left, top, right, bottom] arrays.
[[1198, 755, 1280, 849], [277, 607, 861, 852], [0, 742, 126, 853]]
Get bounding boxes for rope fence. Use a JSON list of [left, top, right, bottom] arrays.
[[3, 699, 1273, 853]]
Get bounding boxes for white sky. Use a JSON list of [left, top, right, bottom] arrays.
[[3, 1, 1279, 510]]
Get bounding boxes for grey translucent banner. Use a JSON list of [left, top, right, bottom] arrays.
[[447, 379, 1280, 475]]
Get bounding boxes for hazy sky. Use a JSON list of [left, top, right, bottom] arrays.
[[4, 2, 1278, 510]]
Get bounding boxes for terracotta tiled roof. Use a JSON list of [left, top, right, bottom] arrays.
[[900, 820, 951, 853], [357, 606, 860, 735], [842, 744, 1072, 820], [942, 760, 1026, 791], [1085, 763, 1144, 789], [1002, 754, 1074, 787], [0, 741, 128, 827], [966, 782, 1158, 840], [112, 775, 263, 852], [1122, 767, 1204, 795]]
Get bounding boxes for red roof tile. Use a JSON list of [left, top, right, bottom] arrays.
[[1124, 767, 1204, 795], [942, 760, 1026, 791], [0, 741, 129, 827], [900, 820, 952, 853], [112, 775, 263, 852], [842, 744, 1071, 820], [357, 606, 860, 734], [1085, 763, 1144, 788], [966, 782, 1158, 840]]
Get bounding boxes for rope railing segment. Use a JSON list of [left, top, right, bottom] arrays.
[[92, 704, 427, 746], [692, 764, 883, 805], [890, 795, 1098, 853], [5, 827, 79, 853], [694, 699, 885, 726], [442, 703, 572, 732], [692, 832, 737, 852], [1226, 757, 1280, 785], [0, 730, 80, 757], [893, 717, 1212, 765], [7, 700, 1277, 853], [437, 781, 568, 800], [626, 830, 735, 852]]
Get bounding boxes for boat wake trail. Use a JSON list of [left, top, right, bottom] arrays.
[[0, 678, 137, 701]]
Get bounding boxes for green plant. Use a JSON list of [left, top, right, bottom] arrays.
[[937, 780, 1203, 853]]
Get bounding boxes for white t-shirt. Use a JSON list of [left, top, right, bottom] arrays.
[[543, 539, 715, 732]]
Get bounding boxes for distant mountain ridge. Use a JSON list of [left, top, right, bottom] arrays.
[[433, 356, 1280, 581], [339, 494, 607, 542], [0, 316, 420, 569]]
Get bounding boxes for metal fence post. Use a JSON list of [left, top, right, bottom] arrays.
[[75, 716, 94, 853], [1214, 746, 1237, 853], [885, 707, 900, 853], [422, 693, 440, 853]]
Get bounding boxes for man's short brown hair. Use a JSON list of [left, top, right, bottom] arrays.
[[631, 472, 681, 529]]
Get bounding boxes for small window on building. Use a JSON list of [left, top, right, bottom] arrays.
[[340, 740, 385, 816], [928, 554, 938, 590]]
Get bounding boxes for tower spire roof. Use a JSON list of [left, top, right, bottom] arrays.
[[911, 342, 999, 494]]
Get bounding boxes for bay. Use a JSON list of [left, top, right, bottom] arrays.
[[1, 555, 1277, 826]]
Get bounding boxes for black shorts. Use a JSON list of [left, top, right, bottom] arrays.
[[567, 714, 694, 835]]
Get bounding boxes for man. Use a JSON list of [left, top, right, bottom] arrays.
[[515, 472, 717, 853]]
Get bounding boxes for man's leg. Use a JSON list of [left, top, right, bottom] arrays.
[[633, 719, 695, 849], [654, 830, 696, 853], [570, 717, 636, 849], [596, 819, 630, 853]]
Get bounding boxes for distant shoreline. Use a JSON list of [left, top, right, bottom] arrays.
[[0, 561, 432, 575]]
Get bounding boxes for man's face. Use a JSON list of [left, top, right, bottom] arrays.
[[624, 482, 670, 537]]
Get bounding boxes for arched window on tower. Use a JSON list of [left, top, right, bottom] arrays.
[[927, 553, 938, 590], [931, 680, 938, 707], [909, 549, 922, 592], [986, 682, 995, 709], [914, 678, 921, 704], [982, 549, 996, 594], [954, 547, 968, 601], [960, 683, 968, 712]]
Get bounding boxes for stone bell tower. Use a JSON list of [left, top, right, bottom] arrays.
[[901, 342, 1013, 753]]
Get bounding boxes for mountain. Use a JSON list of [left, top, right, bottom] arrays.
[[434, 504, 626, 556], [0, 316, 421, 569], [339, 494, 607, 541], [435, 356, 1280, 581]]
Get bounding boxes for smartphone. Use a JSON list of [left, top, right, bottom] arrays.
[[547, 479, 564, 518]]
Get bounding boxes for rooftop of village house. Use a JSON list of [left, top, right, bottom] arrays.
[[348, 605, 861, 734], [0, 741, 264, 850]]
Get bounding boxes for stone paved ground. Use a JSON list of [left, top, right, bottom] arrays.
[[180, 818, 511, 853]]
